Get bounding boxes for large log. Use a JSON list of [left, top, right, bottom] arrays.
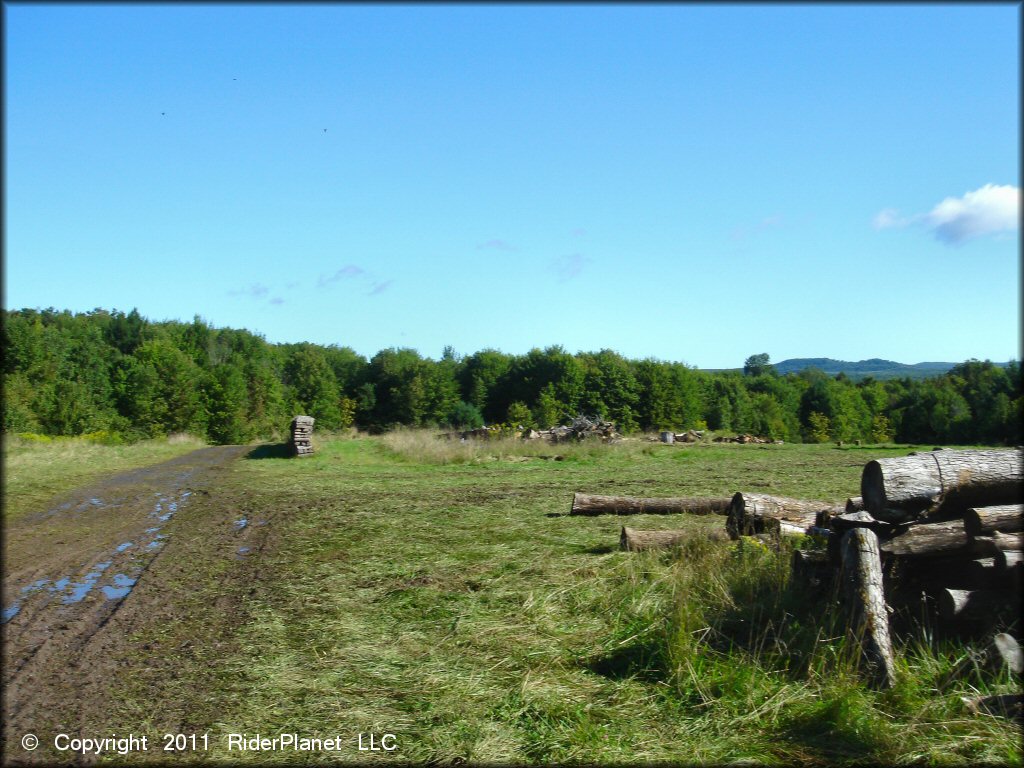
[[861, 448, 1023, 523], [839, 528, 896, 689], [571, 493, 730, 516], [888, 556, 1003, 590], [879, 521, 969, 558], [972, 531, 1024, 556], [726, 493, 836, 539], [619, 526, 728, 551], [938, 588, 1018, 622], [963, 504, 1024, 537]]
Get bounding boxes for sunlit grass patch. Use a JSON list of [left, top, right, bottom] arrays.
[[95, 434, 1021, 764], [2, 432, 207, 519]]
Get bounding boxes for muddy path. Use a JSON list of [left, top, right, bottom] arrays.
[[2, 445, 263, 764]]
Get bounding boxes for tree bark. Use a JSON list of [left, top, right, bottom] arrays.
[[726, 493, 836, 539], [619, 526, 728, 551], [839, 528, 896, 689], [963, 504, 1024, 537], [570, 493, 730, 516], [861, 448, 1023, 523]]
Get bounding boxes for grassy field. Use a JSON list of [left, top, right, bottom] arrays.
[[17, 432, 1022, 764], [2, 432, 207, 521]]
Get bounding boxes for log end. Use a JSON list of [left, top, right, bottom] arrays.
[[860, 461, 891, 519]]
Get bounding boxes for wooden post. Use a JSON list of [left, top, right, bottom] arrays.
[[839, 527, 896, 689]]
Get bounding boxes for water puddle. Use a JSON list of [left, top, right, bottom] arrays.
[[62, 560, 113, 604], [101, 573, 137, 600], [4, 488, 199, 622]]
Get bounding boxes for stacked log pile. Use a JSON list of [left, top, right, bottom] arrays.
[[807, 448, 1021, 689], [289, 415, 315, 457], [590, 446, 1021, 696]]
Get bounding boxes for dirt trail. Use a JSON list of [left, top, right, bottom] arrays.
[[2, 445, 255, 764]]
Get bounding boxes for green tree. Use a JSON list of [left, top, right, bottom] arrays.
[[283, 345, 342, 428], [807, 412, 831, 443], [743, 353, 773, 377], [205, 363, 250, 444]]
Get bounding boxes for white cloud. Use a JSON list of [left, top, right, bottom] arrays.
[[872, 208, 908, 230], [873, 184, 1020, 244], [924, 184, 1020, 244]]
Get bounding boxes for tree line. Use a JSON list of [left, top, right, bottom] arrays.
[[3, 308, 1021, 446]]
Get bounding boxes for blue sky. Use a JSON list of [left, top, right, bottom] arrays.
[[4, 3, 1020, 368]]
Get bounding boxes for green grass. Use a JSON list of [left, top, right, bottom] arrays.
[[155, 434, 1017, 765], [2, 432, 208, 520]]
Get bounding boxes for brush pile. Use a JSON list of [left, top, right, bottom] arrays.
[[289, 415, 315, 457], [442, 416, 621, 443]]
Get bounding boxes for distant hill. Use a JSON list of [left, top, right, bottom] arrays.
[[701, 358, 1013, 380], [770, 358, 1011, 380]]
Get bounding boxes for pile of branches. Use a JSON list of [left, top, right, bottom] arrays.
[[713, 433, 779, 444], [526, 416, 621, 444], [440, 416, 620, 444]]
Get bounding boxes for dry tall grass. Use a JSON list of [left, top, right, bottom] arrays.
[[379, 427, 643, 464]]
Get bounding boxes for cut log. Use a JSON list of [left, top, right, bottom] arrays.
[[791, 548, 833, 588], [845, 496, 865, 513], [839, 528, 896, 689], [830, 510, 888, 532], [972, 531, 1024, 556], [988, 633, 1023, 676], [726, 493, 836, 539], [571, 493, 730, 516], [887, 556, 1003, 590], [938, 588, 1018, 622], [963, 504, 1024, 537], [861, 448, 1023, 523], [620, 526, 728, 551], [879, 521, 968, 558]]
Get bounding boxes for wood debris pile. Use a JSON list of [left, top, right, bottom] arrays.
[[441, 416, 621, 443], [713, 433, 781, 444]]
